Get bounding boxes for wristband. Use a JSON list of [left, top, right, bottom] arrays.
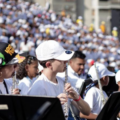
[[74, 96, 81, 102]]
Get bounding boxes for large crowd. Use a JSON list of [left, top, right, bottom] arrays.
[[0, 0, 120, 120], [0, 0, 120, 73]]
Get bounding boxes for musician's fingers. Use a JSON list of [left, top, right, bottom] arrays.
[[13, 91, 20, 94], [13, 89, 20, 94], [68, 90, 75, 94], [67, 90, 75, 96], [59, 98, 68, 103], [66, 87, 79, 99], [65, 87, 73, 93], [58, 93, 67, 98], [57, 93, 68, 105], [65, 83, 71, 87], [13, 89, 20, 92], [13, 88, 19, 92], [61, 101, 67, 105], [65, 83, 71, 90]]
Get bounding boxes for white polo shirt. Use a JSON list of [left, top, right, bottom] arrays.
[[84, 87, 108, 115], [18, 76, 37, 95]]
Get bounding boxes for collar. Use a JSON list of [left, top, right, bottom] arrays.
[[68, 65, 80, 77], [26, 76, 38, 83], [68, 65, 86, 79]]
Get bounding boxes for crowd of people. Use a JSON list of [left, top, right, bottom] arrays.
[[0, 0, 120, 73], [1, 0, 120, 120]]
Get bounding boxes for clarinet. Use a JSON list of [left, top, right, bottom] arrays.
[[94, 63, 106, 105], [63, 64, 76, 120]]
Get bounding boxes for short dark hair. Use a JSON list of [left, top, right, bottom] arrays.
[[71, 51, 86, 60], [39, 61, 47, 68], [39, 59, 54, 68]]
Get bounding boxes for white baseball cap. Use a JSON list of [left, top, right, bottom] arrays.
[[88, 63, 115, 81], [115, 70, 120, 84], [36, 40, 74, 61]]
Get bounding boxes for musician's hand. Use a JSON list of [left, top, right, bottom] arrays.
[[12, 88, 20, 94], [57, 93, 68, 105], [65, 83, 79, 100], [117, 112, 120, 118]]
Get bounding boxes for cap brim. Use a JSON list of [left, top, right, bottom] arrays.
[[55, 50, 74, 61], [15, 54, 26, 63], [104, 70, 115, 77], [6, 57, 18, 65], [19, 51, 29, 57]]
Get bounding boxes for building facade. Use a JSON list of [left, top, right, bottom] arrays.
[[33, 0, 120, 34], [34, 0, 77, 21], [88, 0, 120, 34]]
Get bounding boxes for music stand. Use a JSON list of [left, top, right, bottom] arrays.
[[0, 95, 65, 120], [96, 92, 120, 120]]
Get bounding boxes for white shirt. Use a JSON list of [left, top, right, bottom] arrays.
[[28, 73, 71, 119], [0, 36, 9, 43], [0, 79, 12, 94], [28, 74, 64, 96], [18, 77, 37, 95], [84, 87, 108, 115], [57, 65, 85, 94], [20, 42, 32, 53]]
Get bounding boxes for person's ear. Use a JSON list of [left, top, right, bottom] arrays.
[[101, 76, 106, 82], [100, 77, 104, 83], [103, 76, 106, 79], [46, 61, 52, 68], [101, 76, 104, 80], [69, 59, 74, 66], [25, 65, 29, 72], [118, 81, 120, 86]]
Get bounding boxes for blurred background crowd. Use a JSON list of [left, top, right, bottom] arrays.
[[0, 0, 120, 73]]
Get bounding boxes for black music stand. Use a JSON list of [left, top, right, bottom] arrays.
[[96, 92, 120, 120], [0, 95, 65, 120]]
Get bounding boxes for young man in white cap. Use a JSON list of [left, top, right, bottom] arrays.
[[57, 51, 88, 120], [80, 63, 115, 120], [28, 40, 90, 119]]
